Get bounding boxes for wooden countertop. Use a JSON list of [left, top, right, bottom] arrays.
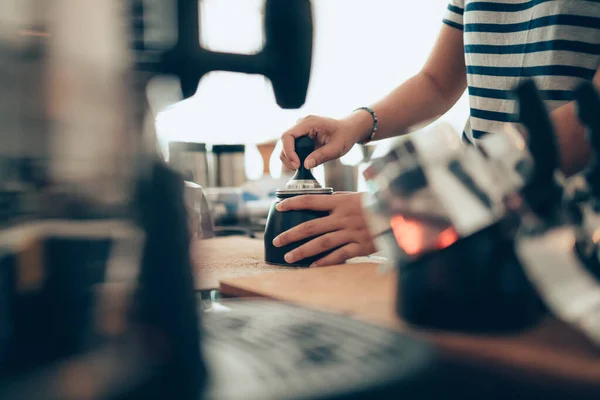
[[195, 236, 600, 396], [192, 236, 385, 290], [192, 236, 294, 290]]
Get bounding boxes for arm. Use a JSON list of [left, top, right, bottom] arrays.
[[346, 24, 468, 142], [280, 20, 467, 169], [552, 68, 600, 176]]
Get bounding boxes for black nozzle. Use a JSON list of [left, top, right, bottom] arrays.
[[574, 82, 600, 195], [575, 82, 600, 141], [515, 79, 563, 218], [264, 0, 313, 109], [292, 136, 316, 181], [517, 80, 559, 179]]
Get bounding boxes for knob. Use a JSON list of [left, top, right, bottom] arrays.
[[517, 80, 559, 181], [575, 83, 600, 147], [292, 136, 316, 181], [516, 79, 563, 219], [574, 82, 600, 197]]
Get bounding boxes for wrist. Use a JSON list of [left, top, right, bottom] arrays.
[[342, 109, 376, 144]]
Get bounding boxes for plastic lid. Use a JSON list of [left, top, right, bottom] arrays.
[[212, 144, 246, 154], [169, 142, 206, 152]]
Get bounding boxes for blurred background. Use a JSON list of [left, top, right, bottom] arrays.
[[155, 0, 469, 180]]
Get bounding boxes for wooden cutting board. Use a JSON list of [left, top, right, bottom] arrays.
[[220, 262, 401, 328], [219, 262, 600, 392]]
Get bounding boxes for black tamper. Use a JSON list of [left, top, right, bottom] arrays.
[[264, 136, 334, 266]]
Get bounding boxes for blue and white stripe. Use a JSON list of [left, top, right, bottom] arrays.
[[444, 0, 600, 141]]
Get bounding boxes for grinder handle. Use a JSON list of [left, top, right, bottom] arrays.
[[515, 79, 563, 218], [516, 79, 559, 180], [574, 82, 600, 152], [574, 82, 600, 195]]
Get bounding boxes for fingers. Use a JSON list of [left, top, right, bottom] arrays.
[[283, 230, 354, 264], [273, 215, 345, 247], [311, 243, 363, 267], [276, 195, 341, 212], [279, 151, 297, 171], [281, 117, 317, 170], [281, 134, 300, 170], [304, 140, 348, 169]]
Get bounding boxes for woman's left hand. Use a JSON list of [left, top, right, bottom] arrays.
[[272, 192, 376, 267]]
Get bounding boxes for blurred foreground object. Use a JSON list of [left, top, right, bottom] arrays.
[[516, 81, 600, 348], [361, 79, 600, 347], [362, 122, 543, 333], [132, 0, 313, 107], [0, 0, 205, 398]]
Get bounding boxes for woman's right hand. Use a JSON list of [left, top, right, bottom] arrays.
[[279, 112, 372, 170]]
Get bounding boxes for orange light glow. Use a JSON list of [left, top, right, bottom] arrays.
[[436, 227, 459, 249], [390, 215, 458, 256], [390, 215, 424, 256]]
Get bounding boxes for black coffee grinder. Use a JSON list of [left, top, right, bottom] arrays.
[[264, 136, 334, 266]]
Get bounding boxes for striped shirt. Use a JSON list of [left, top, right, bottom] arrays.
[[443, 0, 600, 143]]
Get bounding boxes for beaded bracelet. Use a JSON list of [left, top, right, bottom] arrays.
[[353, 107, 378, 144]]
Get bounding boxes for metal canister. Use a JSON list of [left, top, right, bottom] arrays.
[[211, 145, 246, 187], [169, 142, 210, 187], [324, 159, 358, 192], [183, 181, 215, 239]]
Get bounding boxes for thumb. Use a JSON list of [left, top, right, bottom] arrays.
[[305, 142, 344, 169]]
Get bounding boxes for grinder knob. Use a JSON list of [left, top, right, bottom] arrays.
[[574, 82, 600, 199], [294, 136, 316, 181], [516, 79, 563, 219]]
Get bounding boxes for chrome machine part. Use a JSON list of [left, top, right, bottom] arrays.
[[169, 142, 210, 188], [183, 181, 215, 239], [276, 178, 333, 195]]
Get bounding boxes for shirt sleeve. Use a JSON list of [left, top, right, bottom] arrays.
[[443, 0, 465, 31]]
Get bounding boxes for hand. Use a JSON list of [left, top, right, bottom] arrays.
[[272, 192, 376, 267], [279, 113, 371, 170]]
